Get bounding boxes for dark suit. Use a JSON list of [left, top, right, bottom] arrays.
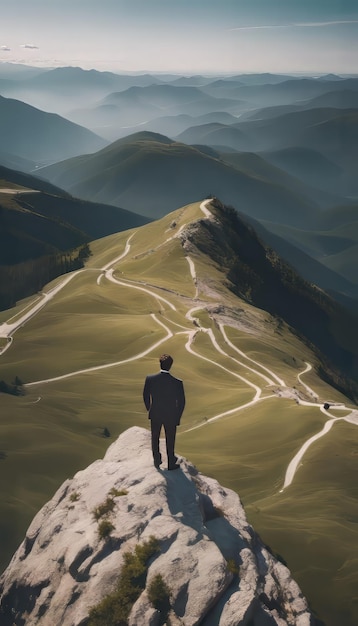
[[143, 371, 185, 468]]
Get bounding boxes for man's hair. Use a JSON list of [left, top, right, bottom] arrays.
[[159, 354, 173, 371]]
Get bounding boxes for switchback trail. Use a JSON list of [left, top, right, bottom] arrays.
[[2, 198, 357, 491]]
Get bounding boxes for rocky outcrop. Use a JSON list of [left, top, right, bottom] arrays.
[[0, 427, 313, 625]]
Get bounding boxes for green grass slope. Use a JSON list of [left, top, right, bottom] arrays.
[[40, 131, 319, 227], [0, 168, 150, 311], [0, 200, 357, 626], [0, 167, 149, 265]]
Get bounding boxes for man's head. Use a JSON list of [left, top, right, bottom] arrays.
[[159, 354, 173, 371]]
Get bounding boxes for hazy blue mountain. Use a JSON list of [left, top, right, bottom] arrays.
[[250, 203, 358, 301], [194, 77, 358, 113], [199, 80, 249, 100], [177, 107, 358, 197], [298, 111, 358, 168], [25, 67, 165, 100], [122, 111, 240, 140], [39, 131, 320, 227], [221, 150, 345, 209], [0, 63, 49, 79], [227, 73, 301, 85], [304, 89, 358, 109], [229, 77, 358, 107], [0, 66, 166, 116], [103, 84, 216, 108], [239, 89, 358, 125], [178, 106, 354, 150], [317, 73, 346, 81], [177, 121, 249, 150], [68, 84, 244, 140], [242, 214, 358, 308], [0, 94, 108, 164], [258, 147, 343, 195], [167, 75, 215, 87]]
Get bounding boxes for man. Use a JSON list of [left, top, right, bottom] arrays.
[[143, 354, 185, 470]]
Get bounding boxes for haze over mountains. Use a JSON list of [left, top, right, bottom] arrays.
[[4, 64, 356, 311], [0, 62, 358, 626], [1, 63, 357, 312]]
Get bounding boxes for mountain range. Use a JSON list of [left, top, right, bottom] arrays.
[[36, 130, 358, 311], [0, 65, 357, 626], [1, 65, 357, 312]]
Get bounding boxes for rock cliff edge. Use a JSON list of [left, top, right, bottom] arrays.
[[0, 427, 313, 625]]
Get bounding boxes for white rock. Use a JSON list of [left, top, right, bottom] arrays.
[[0, 427, 313, 626]]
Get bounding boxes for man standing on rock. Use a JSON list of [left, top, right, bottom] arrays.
[[143, 354, 185, 470]]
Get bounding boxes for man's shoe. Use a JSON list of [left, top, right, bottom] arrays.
[[154, 460, 162, 469], [168, 463, 180, 471]]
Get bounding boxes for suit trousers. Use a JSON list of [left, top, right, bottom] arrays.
[[150, 419, 177, 466]]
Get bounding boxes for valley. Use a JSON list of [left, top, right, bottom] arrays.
[[0, 200, 357, 626]]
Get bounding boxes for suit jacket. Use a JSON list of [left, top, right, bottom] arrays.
[[143, 371, 185, 425]]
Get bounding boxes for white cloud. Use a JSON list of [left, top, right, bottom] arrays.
[[0, 45, 11, 51], [229, 20, 358, 32], [229, 25, 287, 31], [296, 20, 358, 28], [20, 43, 39, 49]]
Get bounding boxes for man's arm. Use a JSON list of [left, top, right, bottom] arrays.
[[176, 380, 185, 425], [143, 376, 151, 413]]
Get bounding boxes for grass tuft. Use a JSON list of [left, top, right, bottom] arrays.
[[88, 536, 160, 625], [109, 487, 128, 498], [92, 496, 115, 521], [98, 519, 115, 541]]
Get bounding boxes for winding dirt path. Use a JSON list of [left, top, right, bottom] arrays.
[[2, 197, 357, 491], [27, 313, 173, 386]]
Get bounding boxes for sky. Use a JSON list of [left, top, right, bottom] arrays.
[[1, 0, 357, 75]]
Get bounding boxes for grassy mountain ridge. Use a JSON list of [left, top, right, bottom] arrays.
[[0, 166, 150, 310], [193, 199, 358, 399], [40, 131, 319, 226], [0, 166, 149, 263], [0, 199, 357, 626], [38, 131, 357, 306]]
